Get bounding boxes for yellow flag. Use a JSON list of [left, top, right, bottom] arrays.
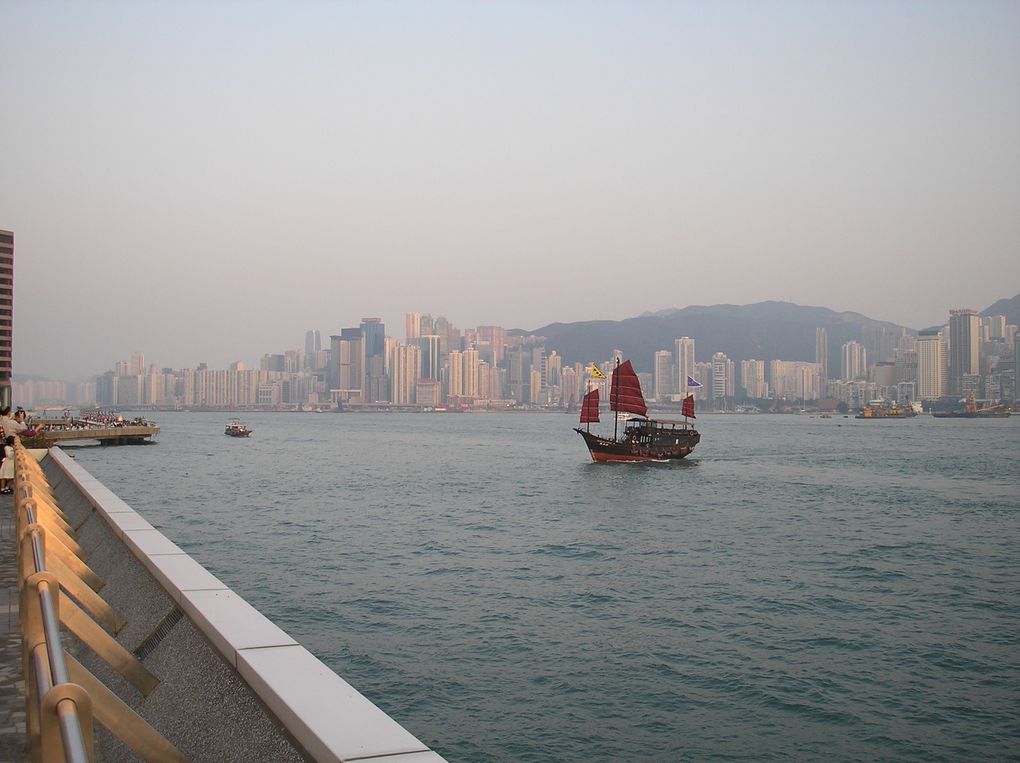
[[590, 365, 607, 379]]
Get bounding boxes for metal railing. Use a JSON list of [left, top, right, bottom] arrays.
[[12, 439, 186, 762]]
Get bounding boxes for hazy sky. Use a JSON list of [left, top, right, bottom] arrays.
[[2, 1, 1018, 379]]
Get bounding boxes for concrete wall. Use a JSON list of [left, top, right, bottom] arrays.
[[44, 448, 445, 763]]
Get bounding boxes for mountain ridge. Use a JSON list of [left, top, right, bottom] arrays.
[[516, 295, 1017, 373]]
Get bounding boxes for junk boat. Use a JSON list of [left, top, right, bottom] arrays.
[[225, 420, 253, 437], [574, 359, 700, 462], [932, 392, 1011, 418]]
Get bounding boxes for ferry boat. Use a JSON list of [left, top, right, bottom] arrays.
[[574, 359, 700, 462], [855, 400, 921, 419], [225, 421, 253, 437]]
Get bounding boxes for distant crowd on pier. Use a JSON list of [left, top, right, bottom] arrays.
[[0, 407, 154, 437], [49, 411, 154, 430]]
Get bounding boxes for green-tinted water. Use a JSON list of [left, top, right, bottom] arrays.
[[72, 412, 1020, 761]]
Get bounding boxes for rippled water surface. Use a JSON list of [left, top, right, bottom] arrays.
[[70, 412, 1019, 761]]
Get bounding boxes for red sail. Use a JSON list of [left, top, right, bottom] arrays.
[[610, 360, 647, 417], [579, 388, 600, 423], [682, 394, 696, 419]]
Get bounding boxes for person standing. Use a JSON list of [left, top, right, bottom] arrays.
[[0, 436, 15, 493]]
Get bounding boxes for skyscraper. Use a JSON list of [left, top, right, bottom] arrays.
[[361, 318, 388, 403], [675, 337, 695, 398], [405, 313, 422, 342], [446, 349, 463, 398], [654, 350, 674, 401], [477, 326, 507, 364], [338, 328, 365, 403], [916, 329, 947, 400], [0, 230, 12, 407], [815, 327, 828, 383], [711, 352, 733, 407], [390, 343, 421, 405], [417, 335, 441, 381], [842, 341, 867, 381], [741, 359, 767, 399], [327, 335, 342, 391], [948, 308, 979, 396], [462, 348, 479, 398]]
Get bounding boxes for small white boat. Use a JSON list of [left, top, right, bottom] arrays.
[[225, 421, 253, 437]]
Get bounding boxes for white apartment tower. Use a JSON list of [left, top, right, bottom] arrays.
[[654, 350, 674, 401], [842, 341, 867, 381], [711, 352, 733, 405], [390, 343, 421, 405], [916, 329, 947, 400], [462, 349, 479, 398], [675, 337, 695, 397], [741, 359, 767, 399]]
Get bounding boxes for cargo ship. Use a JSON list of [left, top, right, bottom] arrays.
[[932, 392, 1011, 419]]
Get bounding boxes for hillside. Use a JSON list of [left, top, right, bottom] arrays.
[[980, 293, 1020, 327], [521, 301, 910, 373]]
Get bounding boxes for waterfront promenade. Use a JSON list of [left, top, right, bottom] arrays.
[[0, 492, 26, 762], [0, 448, 447, 762]]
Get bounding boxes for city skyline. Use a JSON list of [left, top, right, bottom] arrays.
[[13, 299, 1017, 412], [8, 290, 1017, 382], [2, 2, 1019, 379]]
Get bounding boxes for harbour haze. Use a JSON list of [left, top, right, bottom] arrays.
[[2, 2, 1019, 379], [69, 411, 1020, 761]]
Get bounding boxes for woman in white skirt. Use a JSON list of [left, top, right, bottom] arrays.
[[0, 436, 15, 493]]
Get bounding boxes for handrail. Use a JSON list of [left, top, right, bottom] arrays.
[[12, 439, 186, 763], [14, 439, 93, 763]]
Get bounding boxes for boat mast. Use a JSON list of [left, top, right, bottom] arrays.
[[613, 357, 620, 442], [585, 375, 592, 433]]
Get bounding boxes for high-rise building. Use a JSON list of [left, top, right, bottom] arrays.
[[815, 327, 828, 383], [675, 337, 695, 398], [390, 343, 421, 405], [462, 348, 479, 398], [0, 229, 12, 407], [918, 328, 946, 399], [405, 313, 422, 342], [506, 345, 533, 404], [842, 341, 867, 381], [711, 352, 733, 407], [128, 351, 146, 376], [741, 359, 767, 399], [654, 350, 674, 401], [417, 335, 441, 381], [948, 308, 979, 396], [477, 326, 507, 365], [327, 335, 342, 392], [545, 351, 562, 389], [770, 360, 823, 401], [338, 328, 365, 403], [446, 350, 463, 398], [361, 318, 388, 403]]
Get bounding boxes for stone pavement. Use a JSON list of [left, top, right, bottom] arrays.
[[0, 493, 27, 763]]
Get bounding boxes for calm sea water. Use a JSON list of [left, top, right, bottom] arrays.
[[69, 412, 1019, 761]]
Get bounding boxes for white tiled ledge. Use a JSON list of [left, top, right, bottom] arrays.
[[47, 448, 446, 763]]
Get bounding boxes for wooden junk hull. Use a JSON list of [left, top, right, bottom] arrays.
[[574, 424, 700, 463]]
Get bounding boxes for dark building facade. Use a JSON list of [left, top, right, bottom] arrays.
[[0, 230, 12, 408]]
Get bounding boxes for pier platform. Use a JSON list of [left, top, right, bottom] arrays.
[[34, 425, 160, 446]]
